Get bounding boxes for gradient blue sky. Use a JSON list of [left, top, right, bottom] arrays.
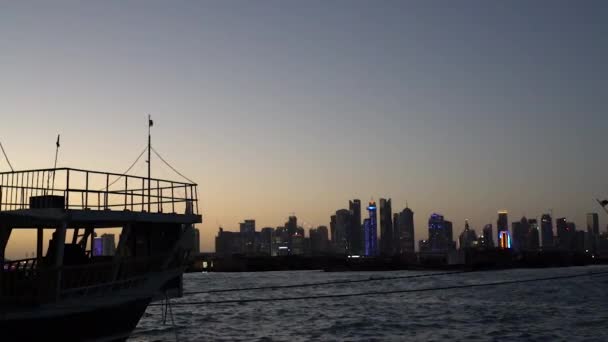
[[1, 1, 607, 255]]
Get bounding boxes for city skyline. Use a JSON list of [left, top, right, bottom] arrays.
[[1, 1, 607, 255], [211, 203, 606, 253]]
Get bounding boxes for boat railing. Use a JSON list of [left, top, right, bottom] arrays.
[[0, 167, 199, 215], [0, 254, 171, 304]]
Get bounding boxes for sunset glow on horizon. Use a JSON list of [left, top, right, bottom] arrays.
[[1, 1, 607, 257]]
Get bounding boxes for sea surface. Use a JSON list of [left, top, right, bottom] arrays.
[[129, 265, 608, 341]]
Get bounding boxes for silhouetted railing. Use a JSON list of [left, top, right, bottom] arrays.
[[0, 168, 198, 215]]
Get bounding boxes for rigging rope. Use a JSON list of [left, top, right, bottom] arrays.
[[150, 269, 608, 307], [0, 141, 15, 172], [100, 146, 147, 190], [151, 147, 196, 184], [182, 270, 470, 295]]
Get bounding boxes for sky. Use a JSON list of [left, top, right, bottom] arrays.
[[1, 1, 607, 256]]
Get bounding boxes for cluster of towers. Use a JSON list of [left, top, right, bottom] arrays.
[[330, 199, 415, 257], [453, 211, 603, 254]]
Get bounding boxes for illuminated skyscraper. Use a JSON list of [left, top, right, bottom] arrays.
[[541, 214, 554, 249], [93, 234, 116, 256], [497, 211, 510, 249], [428, 213, 454, 252], [497, 211, 509, 234], [379, 198, 393, 255], [364, 201, 378, 256], [498, 230, 511, 249]]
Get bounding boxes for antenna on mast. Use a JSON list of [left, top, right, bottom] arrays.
[[147, 115, 153, 212]]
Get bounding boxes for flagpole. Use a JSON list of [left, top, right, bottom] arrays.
[[148, 115, 152, 212], [49, 134, 60, 192]]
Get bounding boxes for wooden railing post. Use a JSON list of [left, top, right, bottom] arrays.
[[85, 171, 89, 209], [124, 176, 128, 210], [105, 173, 109, 210]]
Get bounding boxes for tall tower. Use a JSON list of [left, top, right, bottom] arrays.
[[511, 217, 529, 252], [349, 199, 362, 255], [527, 219, 540, 251], [395, 206, 415, 254], [587, 213, 599, 253], [482, 224, 494, 248], [379, 198, 393, 256], [541, 214, 554, 249], [334, 209, 351, 254], [497, 210, 510, 249], [497, 211, 509, 234], [428, 213, 449, 252], [556, 218, 570, 250], [364, 201, 378, 256]]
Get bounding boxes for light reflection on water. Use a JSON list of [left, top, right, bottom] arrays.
[[129, 266, 608, 341]]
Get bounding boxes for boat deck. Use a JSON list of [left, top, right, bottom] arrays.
[[0, 167, 202, 227]]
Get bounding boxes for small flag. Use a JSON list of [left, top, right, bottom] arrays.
[[149, 118, 154, 127], [56, 135, 60, 148], [600, 199, 608, 207]]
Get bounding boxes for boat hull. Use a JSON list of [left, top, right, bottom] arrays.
[[0, 297, 151, 342]]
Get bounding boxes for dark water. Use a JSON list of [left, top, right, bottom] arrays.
[[129, 266, 608, 341]]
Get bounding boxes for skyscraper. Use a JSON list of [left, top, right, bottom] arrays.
[[527, 219, 540, 251], [93, 234, 116, 256], [192, 228, 201, 254], [556, 218, 572, 250], [364, 201, 378, 256], [459, 220, 477, 250], [541, 214, 554, 249], [309, 226, 329, 255], [587, 213, 599, 253], [393, 213, 399, 253], [427, 213, 454, 253], [260, 227, 274, 256], [445, 220, 455, 250], [330, 215, 337, 242], [480, 224, 494, 248], [497, 211, 510, 249], [349, 199, 362, 255], [240, 219, 256, 254], [394, 206, 415, 254], [497, 211, 508, 234], [512, 217, 529, 252], [334, 209, 351, 254], [379, 198, 393, 256]]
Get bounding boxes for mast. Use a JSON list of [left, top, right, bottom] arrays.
[[148, 115, 152, 212], [52, 134, 60, 190]]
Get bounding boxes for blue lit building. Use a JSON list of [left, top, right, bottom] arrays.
[[364, 201, 378, 256], [428, 213, 447, 252], [498, 230, 512, 249]]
